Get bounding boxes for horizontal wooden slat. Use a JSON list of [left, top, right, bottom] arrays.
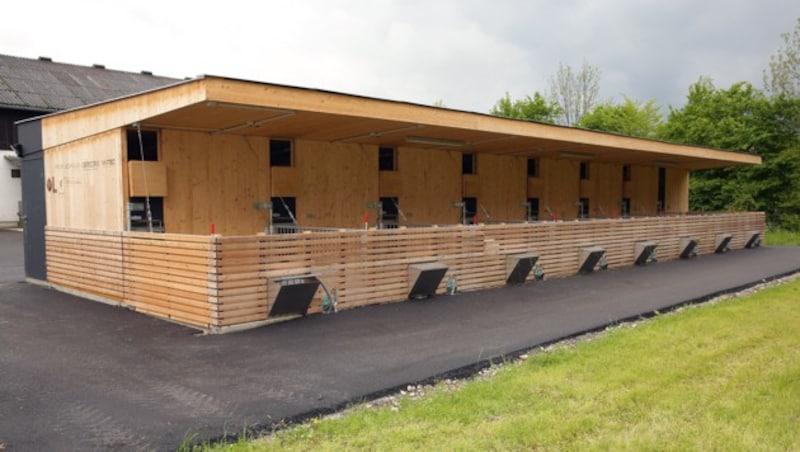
[[45, 228, 216, 330], [45, 213, 764, 332]]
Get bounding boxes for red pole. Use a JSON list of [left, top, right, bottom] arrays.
[[210, 223, 216, 234]]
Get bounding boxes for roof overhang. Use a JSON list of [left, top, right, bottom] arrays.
[[38, 76, 761, 170]]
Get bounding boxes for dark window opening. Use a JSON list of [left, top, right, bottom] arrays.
[[380, 197, 399, 228], [527, 158, 539, 177], [579, 162, 589, 180], [578, 197, 590, 219], [126, 129, 158, 161], [270, 139, 293, 167], [462, 153, 476, 175], [379, 147, 396, 171], [0, 119, 14, 150], [462, 197, 477, 224], [621, 198, 631, 217], [128, 196, 164, 231], [527, 197, 539, 221], [11, 168, 21, 178], [658, 167, 667, 212], [271, 197, 297, 225], [622, 164, 631, 182], [1, 110, 36, 150]]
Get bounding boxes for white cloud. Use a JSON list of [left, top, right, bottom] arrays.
[[2, 0, 798, 112]]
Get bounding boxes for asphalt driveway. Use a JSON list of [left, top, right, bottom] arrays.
[[1, 228, 798, 450]]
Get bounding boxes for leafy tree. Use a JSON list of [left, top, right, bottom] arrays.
[[578, 96, 663, 138], [490, 91, 562, 123], [764, 18, 800, 98], [662, 78, 796, 156], [548, 61, 601, 126], [662, 77, 800, 227]]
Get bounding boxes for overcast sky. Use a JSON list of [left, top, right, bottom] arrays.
[[3, 1, 798, 114]]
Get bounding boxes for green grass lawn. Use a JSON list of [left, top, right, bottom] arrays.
[[765, 229, 800, 246], [204, 277, 800, 451]]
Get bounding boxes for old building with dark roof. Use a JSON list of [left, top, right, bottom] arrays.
[[0, 53, 177, 226]]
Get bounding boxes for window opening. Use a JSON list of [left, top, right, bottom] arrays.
[[379, 147, 396, 171], [462, 153, 476, 175], [270, 139, 293, 167]]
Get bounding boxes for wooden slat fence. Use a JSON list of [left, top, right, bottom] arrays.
[[46, 227, 216, 329], [46, 212, 765, 332]]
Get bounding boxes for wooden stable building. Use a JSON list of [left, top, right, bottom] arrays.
[[17, 76, 765, 332]]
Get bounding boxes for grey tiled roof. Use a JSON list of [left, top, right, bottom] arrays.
[[0, 54, 180, 112]]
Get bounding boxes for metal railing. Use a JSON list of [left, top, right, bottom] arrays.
[[268, 224, 354, 234]]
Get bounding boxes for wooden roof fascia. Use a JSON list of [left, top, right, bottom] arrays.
[[204, 77, 761, 167], [37, 75, 761, 168], [40, 79, 207, 149]]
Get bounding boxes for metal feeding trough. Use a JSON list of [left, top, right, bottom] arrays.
[[579, 246, 607, 274], [269, 274, 322, 317], [679, 237, 698, 259], [506, 253, 539, 284], [745, 231, 762, 248], [634, 241, 658, 266], [715, 233, 733, 254], [408, 262, 449, 299]]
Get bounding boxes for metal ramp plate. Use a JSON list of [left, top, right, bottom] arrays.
[[634, 241, 658, 266], [506, 253, 539, 284], [408, 262, 448, 299], [715, 234, 732, 254], [745, 231, 762, 248], [269, 275, 321, 317], [679, 237, 698, 259], [579, 246, 606, 274]]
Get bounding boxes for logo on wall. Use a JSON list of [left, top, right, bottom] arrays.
[[46, 176, 57, 193]]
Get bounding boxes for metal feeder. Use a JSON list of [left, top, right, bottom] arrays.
[[714, 233, 732, 254], [679, 237, 698, 259], [579, 246, 606, 274], [506, 253, 539, 284], [269, 274, 321, 317], [408, 262, 449, 299], [634, 241, 658, 266], [745, 231, 762, 248]]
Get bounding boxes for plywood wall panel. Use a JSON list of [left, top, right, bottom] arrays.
[[666, 168, 689, 213], [630, 165, 658, 216], [473, 153, 526, 221], [546, 159, 581, 220], [272, 140, 378, 229], [591, 163, 623, 218], [378, 170, 402, 196], [45, 129, 125, 230], [393, 147, 462, 225], [159, 132, 689, 233], [128, 161, 168, 196], [161, 130, 270, 235]]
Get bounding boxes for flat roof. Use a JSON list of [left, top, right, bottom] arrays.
[[34, 75, 761, 169]]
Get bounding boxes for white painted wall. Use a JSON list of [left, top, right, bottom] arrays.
[[0, 149, 22, 227]]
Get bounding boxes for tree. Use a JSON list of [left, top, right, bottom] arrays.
[[764, 18, 800, 98], [661, 78, 796, 156], [577, 96, 663, 138], [490, 91, 562, 123], [661, 77, 800, 227], [548, 61, 601, 126]]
